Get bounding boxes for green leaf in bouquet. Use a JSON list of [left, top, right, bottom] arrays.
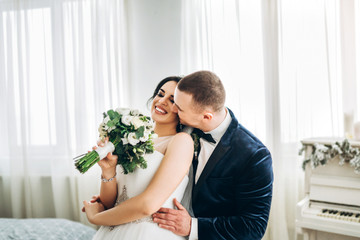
[[135, 126, 145, 138], [145, 144, 155, 153], [107, 120, 116, 127], [115, 142, 125, 155], [139, 156, 147, 169], [139, 116, 149, 122], [132, 153, 139, 162], [130, 160, 137, 169], [107, 109, 119, 120]]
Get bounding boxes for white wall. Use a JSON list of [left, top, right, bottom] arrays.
[[126, 0, 182, 114]]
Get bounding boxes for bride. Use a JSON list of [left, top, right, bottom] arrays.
[[82, 76, 194, 240]]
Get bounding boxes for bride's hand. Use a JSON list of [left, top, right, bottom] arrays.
[[93, 137, 118, 174], [83, 200, 105, 224], [82, 195, 101, 212]]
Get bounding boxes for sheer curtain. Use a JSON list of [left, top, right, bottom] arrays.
[[354, 0, 360, 122], [0, 0, 128, 225], [181, 0, 344, 239]]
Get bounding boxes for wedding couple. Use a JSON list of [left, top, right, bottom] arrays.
[[82, 70, 274, 240]]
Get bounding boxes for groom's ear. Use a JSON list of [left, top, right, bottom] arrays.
[[203, 112, 213, 121]]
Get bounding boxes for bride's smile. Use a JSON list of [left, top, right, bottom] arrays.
[[155, 105, 167, 114]]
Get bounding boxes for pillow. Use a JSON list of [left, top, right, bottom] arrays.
[[0, 218, 96, 240]]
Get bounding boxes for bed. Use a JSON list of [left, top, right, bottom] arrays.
[[0, 218, 96, 240]]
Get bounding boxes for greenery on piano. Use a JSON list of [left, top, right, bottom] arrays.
[[299, 139, 360, 174]]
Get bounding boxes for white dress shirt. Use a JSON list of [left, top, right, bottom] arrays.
[[189, 109, 232, 240]]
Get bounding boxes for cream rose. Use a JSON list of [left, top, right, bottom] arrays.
[[116, 108, 131, 116], [121, 115, 133, 126], [127, 132, 140, 146], [131, 116, 145, 129]]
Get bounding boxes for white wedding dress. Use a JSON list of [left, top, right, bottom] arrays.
[[92, 136, 188, 240]]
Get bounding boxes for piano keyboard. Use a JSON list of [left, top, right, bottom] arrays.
[[318, 208, 360, 222], [307, 201, 360, 223], [296, 197, 360, 238]]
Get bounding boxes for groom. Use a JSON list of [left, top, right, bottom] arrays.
[[152, 71, 273, 240]]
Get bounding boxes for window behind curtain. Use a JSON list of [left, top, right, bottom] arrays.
[[0, 0, 126, 176]]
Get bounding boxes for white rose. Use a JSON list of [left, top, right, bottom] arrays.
[[121, 133, 129, 145], [131, 117, 145, 129], [121, 115, 133, 126], [130, 109, 141, 116], [116, 108, 131, 116], [122, 137, 129, 145], [127, 132, 140, 146]]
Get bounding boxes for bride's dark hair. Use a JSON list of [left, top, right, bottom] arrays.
[[147, 76, 183, 132], [147, 76, 182, 106]]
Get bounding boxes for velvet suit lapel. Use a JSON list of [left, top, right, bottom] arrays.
[[192, 142, 231, 201]]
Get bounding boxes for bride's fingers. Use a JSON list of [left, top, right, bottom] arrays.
[[106, 152, 118, 161], [96, 137, 109, 148], [91, 195, 100, 202], [92, 146, 97, 150]]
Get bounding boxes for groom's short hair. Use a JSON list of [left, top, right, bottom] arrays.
[[178, 70, 225, 112]]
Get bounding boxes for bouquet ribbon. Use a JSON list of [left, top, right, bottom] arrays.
[[95, 142, 115, 160]]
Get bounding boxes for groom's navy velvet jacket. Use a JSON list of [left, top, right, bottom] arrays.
[[192, 109, 273, 240]]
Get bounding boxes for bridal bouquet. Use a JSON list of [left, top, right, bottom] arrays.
[[74, 108, 157, 174]]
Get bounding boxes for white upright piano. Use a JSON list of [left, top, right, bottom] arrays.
[[296, 138, 360, 240]]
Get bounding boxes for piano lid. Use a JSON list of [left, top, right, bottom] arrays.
[[301, 137, 360, 147]]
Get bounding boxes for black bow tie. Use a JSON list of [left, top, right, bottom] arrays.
[[193, 128, 216, 144]]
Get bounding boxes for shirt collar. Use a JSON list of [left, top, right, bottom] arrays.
[[205, 108, 231, 143]]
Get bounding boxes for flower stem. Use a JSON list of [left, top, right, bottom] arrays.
[[74, 138, 121, 174], [74, 150, 100, 173]]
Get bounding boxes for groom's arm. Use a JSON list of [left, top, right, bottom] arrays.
[[154, 148, 273, 240]]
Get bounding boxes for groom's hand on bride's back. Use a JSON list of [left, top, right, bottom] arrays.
[[152, 198, 192, 236]]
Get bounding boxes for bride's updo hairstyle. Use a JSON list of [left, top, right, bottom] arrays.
[[147, 76, 182, 106], [177, 70, 225, 113]]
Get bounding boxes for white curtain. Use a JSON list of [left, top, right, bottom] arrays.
[[181, 0, 345, 239], [0, 0, 129, 226], [354, 0, 360, 122]]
